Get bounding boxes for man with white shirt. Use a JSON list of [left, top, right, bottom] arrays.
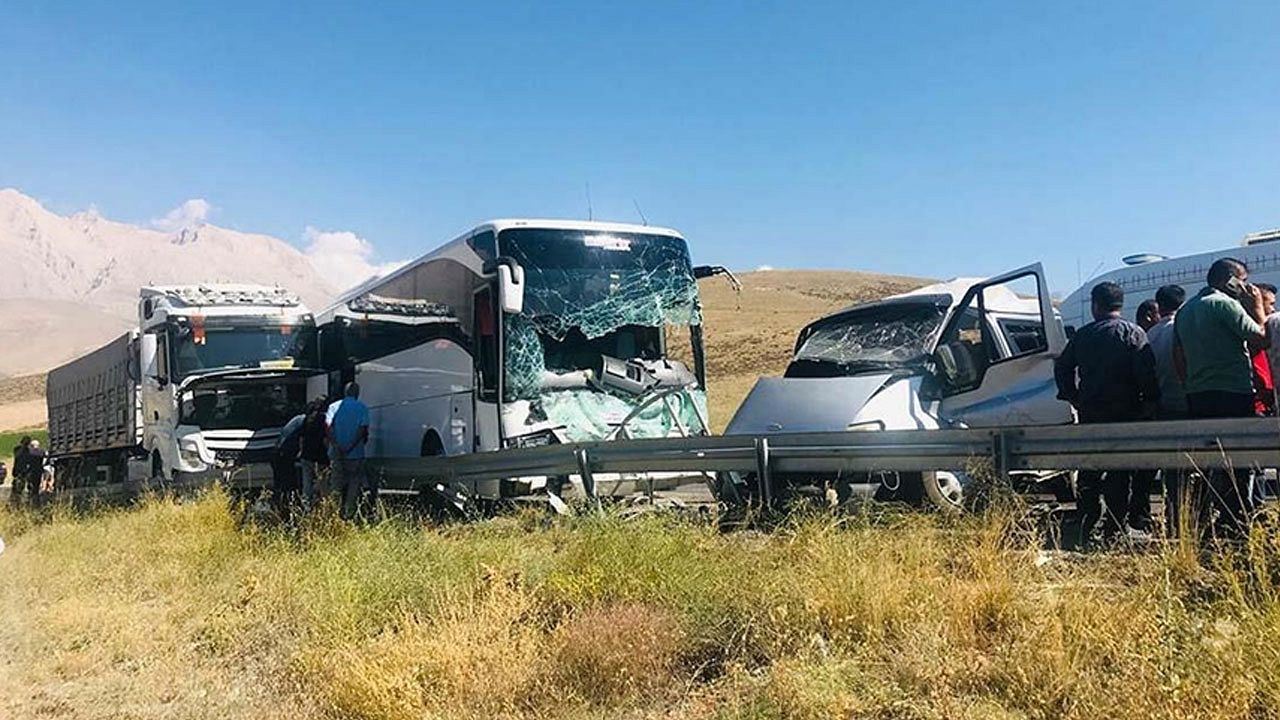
[[1146, 284, 1188, 535]]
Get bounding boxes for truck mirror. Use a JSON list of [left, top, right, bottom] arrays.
[[140, 334, 159, 379], [498, 264, 525, 315]]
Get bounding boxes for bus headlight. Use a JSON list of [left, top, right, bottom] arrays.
[[507, 431, 557, 449]]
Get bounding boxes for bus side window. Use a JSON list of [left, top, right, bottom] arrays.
[[474, 287, 499, 401]]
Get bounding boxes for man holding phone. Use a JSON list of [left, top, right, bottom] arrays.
[[1174, 257, 1269, 539]]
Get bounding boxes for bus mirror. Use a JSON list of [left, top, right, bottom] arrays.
[[499, 264, 525, 315]]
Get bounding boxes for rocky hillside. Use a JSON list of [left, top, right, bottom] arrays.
[[0, 189, 336, 376]]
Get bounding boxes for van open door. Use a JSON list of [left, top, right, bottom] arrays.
[[932, 263, 1074, 429]]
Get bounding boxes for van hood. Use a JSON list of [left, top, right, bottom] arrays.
[[724, 374, 895, 435]]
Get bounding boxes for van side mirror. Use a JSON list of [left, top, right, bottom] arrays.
[[498, 264, 525, 315]]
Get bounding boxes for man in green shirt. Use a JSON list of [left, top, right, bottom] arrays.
[[1174, 257, 1268, 538]]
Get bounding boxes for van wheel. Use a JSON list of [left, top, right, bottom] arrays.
[[922, 471, 967, 512]]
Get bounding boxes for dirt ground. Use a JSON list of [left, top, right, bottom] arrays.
[[0, 375, 46, 432]]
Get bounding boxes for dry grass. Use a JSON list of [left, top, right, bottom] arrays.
[[5, 494, 1280, 719]]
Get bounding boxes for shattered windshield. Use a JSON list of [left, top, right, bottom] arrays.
[[170, 321, 318, 380], [789, 301, 945, 376], [499, 229, 701, 341], [499, 228, 702, 401]]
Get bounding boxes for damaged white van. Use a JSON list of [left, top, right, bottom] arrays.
[[723, 264, 1074, 508]]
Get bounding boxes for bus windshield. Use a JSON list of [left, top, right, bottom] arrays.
[[498, 229, 701, 341], [499, 228, 702, 400], [170, 321, 318, 380]]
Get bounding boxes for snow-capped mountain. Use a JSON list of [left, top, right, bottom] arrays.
[[0, 189, 337, 376]]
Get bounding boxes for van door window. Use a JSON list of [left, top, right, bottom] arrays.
[[935, 272, 1048, 394]]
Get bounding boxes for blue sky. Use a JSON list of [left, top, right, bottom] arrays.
[[2, 1, 1278, 292]]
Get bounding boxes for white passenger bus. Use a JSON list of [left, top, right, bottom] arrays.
[[314, 219, 713, 506], [1060, 229, 1280, 334]]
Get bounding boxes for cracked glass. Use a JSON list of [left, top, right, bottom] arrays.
[[790, 301, 945, 375], [498, 228, 707, 439]]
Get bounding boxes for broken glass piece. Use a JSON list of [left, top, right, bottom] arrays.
[[541, 388, 709, 443], [503, 314, 546, 402]]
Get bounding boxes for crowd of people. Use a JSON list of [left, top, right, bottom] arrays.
[[270, 380, 372, 521], [1055, 257, 1275, 546], [6, 436, 50, 508]]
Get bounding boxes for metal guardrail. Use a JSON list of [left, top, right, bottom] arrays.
[[368, 417, 1280, 501], [46, 418, 1280, 507]]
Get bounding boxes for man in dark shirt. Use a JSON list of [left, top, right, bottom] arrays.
[[10, 436, 31, 507], [271, 412, 306, 521], [1055, 282, 1160, 545], [299, 397, 330, 511]]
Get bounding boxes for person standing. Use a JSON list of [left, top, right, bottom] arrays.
[[1174, 258, 1268, 539], [1056, 282, 1160, 546], [1146, 284, 1190, 534], [326, 382, 371, 520], [9, 436, 30, 507], [22, 440, 46, 508], [1136, 299, 1160, 332], [271, 410, 306, 521], [299, 397, 331, 511]]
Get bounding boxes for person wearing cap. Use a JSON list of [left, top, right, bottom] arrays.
[[1055, 281, 1160, 546]]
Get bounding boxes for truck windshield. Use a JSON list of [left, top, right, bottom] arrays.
[[179, 379, 306, 430], [170, 322, 318, 380], [787, 302, 945, 377], [499, 228, 702, 399]]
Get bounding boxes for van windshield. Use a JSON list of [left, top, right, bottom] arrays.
[[787, 302, 945, 377]]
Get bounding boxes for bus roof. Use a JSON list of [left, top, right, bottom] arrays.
[[479, 218, 683, 238], [321, 218, 687, 320]]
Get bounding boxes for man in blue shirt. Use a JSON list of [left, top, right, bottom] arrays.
[[326, 381, 371, 519]]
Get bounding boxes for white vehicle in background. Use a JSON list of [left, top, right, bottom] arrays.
[[1060, 229, 1280, 333], [723, 264, 1074, 508], [313, 219, 716, 510], [46, 285, 319, 494]]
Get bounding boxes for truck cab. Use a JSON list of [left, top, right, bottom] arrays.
[[137, 285, 319, 484]]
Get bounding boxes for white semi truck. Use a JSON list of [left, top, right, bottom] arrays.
[[46, 285, 320, 494]]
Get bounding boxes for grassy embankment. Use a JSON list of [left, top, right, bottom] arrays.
[[4, 493, 1280, 719]]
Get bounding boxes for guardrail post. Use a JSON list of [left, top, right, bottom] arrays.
[[574, 447, 599, 508], [754, 437, 773, 507], [992, 430, 1011, 483]]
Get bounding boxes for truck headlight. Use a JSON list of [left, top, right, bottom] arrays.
[[179, 447, 205, 467]]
